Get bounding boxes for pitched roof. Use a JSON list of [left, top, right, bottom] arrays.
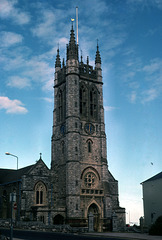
[[141, 171, 162, 184], [0, 164, 34, 184]]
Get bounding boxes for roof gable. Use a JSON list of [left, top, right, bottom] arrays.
[[141, 172, 162, 184], [27, 159, 49, 176], [0, 158, 49, 184], [0, 164, 34, 184]]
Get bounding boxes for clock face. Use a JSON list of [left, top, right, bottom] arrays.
[[84, 123, 95, 135], [60, 124, 65, 135]]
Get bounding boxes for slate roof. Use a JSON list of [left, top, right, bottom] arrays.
[[0, 164, 34, 185], [141, 171, 162, 184]]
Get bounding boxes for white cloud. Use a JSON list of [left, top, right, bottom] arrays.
[[31, 6, 70, 47], [7, 76, 31, 89], [0, 96, 28, 114], [25, 57, 54, 86], [104, 106, 117, 111], [143, 59, 162, 75], [127, 0, 162, 10], [141, 88, 158, 104], [0, 31, 23, 47], [43, 78, 54, 92], [129, 81, 140, 89], [31, 9, 56, 40], [120, 55, 162, 104], [42, 97, 53, 103], [0, 0, 13, 17], [59, 37, 68, 45], [0, 0, 30, 25], [129, 91, 137, 103], [0, 45, 54, 91]]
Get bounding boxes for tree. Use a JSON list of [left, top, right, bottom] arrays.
[[149, 216, 162, 236]]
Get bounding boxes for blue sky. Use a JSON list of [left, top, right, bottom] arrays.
[[0, 0, 162, 224]]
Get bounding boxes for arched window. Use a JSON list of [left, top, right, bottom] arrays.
[[88, 141, 91, 153], [58, 88, 66, 122], [35, 182, 46, 205], [89, 87, 97, 120], [87, 139, 93, 153], [80, 84, 87, 118], [58, 90, 62, 122]]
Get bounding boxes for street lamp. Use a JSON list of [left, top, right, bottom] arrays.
[[5, 152, 18, 170], [5, 152, 20, 223]]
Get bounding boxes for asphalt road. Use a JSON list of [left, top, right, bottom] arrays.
[[0, 228, 129, 240]]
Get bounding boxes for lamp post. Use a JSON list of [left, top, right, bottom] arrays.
[[5, 152, 20, 224], [5, 152, 18, 170]]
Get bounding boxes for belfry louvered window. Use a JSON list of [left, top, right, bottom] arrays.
[[58, 88, 66, 122], [89, 87, 97, 120], [58, 91, 63, 122], [80, 85, 87, 118]]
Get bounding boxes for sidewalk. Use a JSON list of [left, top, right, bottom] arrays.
[[12, 232, 162, 240], [85, 232, 162, 240]]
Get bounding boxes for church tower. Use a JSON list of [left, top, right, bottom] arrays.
[[51, 24, 125, 231]]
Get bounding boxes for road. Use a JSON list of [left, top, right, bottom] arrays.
[[0, 228, 129, 240]]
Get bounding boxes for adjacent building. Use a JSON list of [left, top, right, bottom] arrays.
[[0, 156, 50, 223], [141, 172, 162, 227]]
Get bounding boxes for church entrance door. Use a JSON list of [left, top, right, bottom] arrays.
[[88, 203, 100, 232]]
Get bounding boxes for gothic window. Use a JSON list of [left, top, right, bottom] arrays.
[[87, 139, 93, 153], [58, 88, 66, 122], [80, 85, 87, 118], [80, 84, 98, 120], [35, 182, 46, 205], [89, 87, 97, 120], [58, 90, 63, 122], [88, 141, 91, 153]]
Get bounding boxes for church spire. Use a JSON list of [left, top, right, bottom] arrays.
[[66, 24, 78, 61], [69, 24, 75, 46], [55, 48, 61, 68], [95, 41, 101, 64]]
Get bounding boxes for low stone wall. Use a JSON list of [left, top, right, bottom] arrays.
[[0, 219, 88, 233], [0, 220, 10, 228]]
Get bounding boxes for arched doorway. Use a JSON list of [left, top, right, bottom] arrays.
[[53, 214, 64, 224], [88, 203, 100, 231]]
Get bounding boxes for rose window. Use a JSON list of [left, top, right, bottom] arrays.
[[84, 172, 96, 188]]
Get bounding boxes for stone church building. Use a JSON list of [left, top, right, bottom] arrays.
[[0, 25, 125, 232]]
